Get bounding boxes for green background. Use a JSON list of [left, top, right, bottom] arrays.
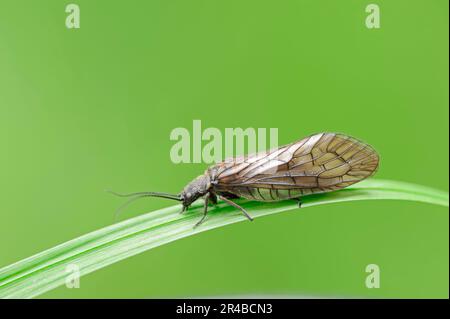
[[0, 0, 448, 298]]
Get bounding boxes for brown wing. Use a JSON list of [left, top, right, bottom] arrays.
[[210, 132, 379, 201]]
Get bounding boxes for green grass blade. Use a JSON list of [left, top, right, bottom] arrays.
[[0, 179, 447, 298]]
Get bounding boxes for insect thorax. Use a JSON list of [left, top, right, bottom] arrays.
[[181, 173, 212, 206]]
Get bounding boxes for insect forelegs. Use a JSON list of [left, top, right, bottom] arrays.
[[194, 193, 210, 228], [219, 196, 253, 222], [192, 192, 253, 228], [209, 192, 218, 205]]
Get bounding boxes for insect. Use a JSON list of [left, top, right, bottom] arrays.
[[110, 132, 379, 227]]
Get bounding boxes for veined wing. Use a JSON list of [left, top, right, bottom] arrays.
[[211, 132, 379, 200]]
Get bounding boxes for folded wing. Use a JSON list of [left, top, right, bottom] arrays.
[[212, 132, 379, 200]]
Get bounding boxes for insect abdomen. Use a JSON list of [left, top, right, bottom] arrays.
[[226, 186, 305, 202]]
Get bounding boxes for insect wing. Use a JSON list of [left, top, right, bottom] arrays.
[[213, 132, 379, 200]]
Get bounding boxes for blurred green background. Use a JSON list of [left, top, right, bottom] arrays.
[[0, 0, 448, 298]]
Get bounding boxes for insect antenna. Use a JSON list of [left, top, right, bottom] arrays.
[[106, 190, 182, 221], [106, 190, 181, 200]]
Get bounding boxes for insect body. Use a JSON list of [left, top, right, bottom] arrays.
[[112, 132, 379, 227]]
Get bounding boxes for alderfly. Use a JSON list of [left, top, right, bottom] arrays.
[[110, 132, 379, 227]]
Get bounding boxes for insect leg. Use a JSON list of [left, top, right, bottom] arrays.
[[296, 197, 302, 208], [209, 192, 218, 205], [179, 204, 186, 214], [219, 196, 253, 222], [194, 193, 210, 228]]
